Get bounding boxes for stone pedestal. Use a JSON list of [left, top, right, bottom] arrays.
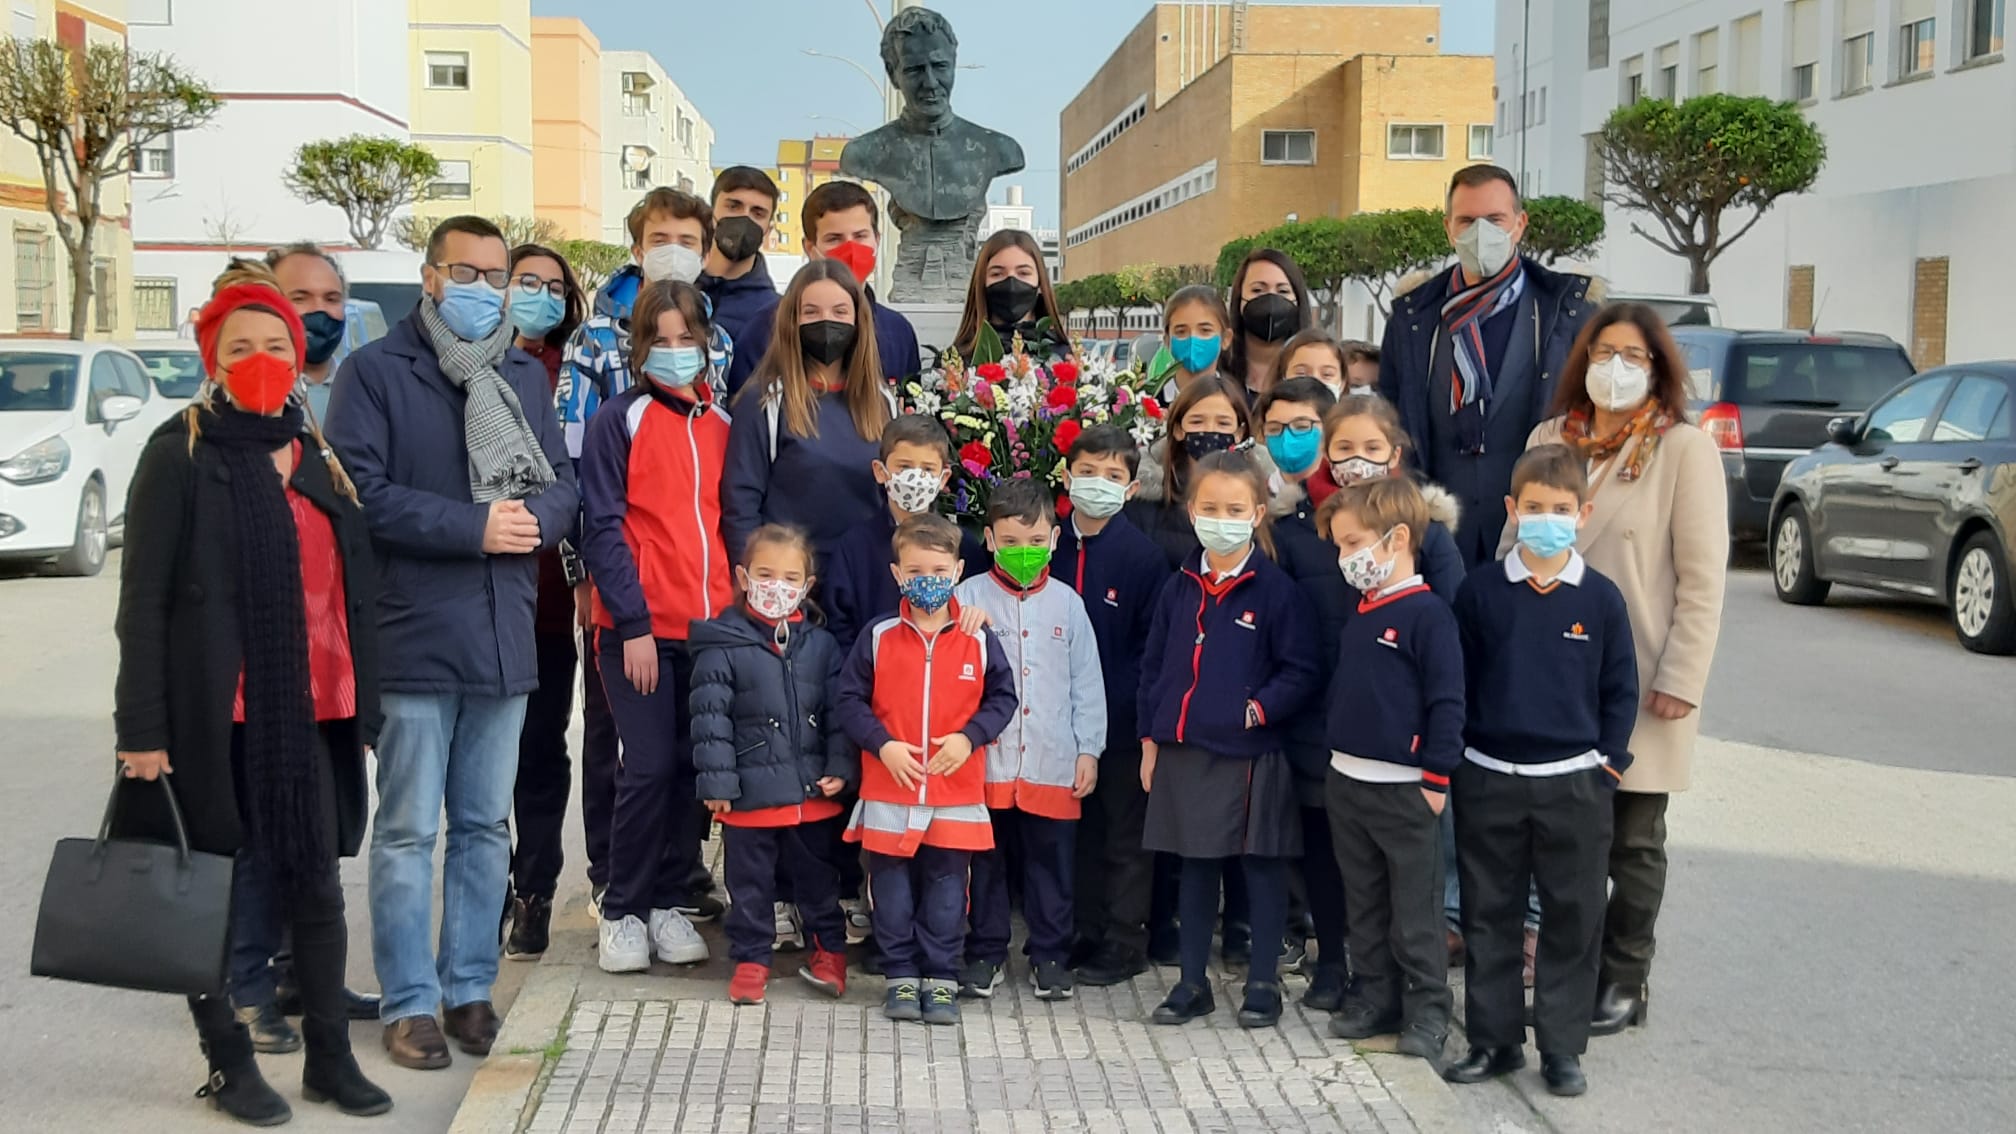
[[887, 301, 965, 371]]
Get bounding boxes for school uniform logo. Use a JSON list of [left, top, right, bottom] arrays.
[[960, 662, 978, 682], [1104, 587, 1120, 607], [1052, 625, 1066, 640], [1563, 622, 1590, 642], [1236, 610, 1258, 631], [1377, 627, 1400, 650]]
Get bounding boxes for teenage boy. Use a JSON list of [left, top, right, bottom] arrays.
[[1444, 444, 1637, 1098], [953, 479, 1105, 1001], [790, 180, 922, 384], [1318, 477, 1464, 1071], [1053, 425, 1174, 985], [700, 166, 784, 397], [833, 514, 1019, 1026]]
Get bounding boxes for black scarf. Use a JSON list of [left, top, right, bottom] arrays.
[[200, 398, 330, 884]]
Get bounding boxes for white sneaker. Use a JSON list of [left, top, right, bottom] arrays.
[[774, 902, 805, 952], [598, 915, 650, 974], [843, 897, 873, 945], [648, 908, 709, 964]]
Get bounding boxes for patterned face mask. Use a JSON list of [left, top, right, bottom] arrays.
[[747, 578, 808, 621], [884, 466, 943, 515], [1337, 530, 1397, 592], [899, 573, 956, 615]]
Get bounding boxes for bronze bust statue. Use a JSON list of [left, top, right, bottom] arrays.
[[840, 7, 1025, 303]]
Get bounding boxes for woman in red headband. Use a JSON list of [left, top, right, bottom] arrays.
[[111, 271, 392, 1124]]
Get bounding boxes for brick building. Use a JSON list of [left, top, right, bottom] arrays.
[[1059, 3, 1493, 295]]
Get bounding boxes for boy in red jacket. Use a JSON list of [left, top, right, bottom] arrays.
[[834, 514, 1019, 1025]]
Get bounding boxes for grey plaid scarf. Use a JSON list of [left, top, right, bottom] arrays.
[[419, 295, 556, 503]]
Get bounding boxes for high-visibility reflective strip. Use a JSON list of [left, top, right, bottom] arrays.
[[844, 799, 996, 854]]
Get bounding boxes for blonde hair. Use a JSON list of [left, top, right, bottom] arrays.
[[741, 259, 889, 442], [1318, 477, 1429, 551]]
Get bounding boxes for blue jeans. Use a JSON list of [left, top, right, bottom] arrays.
[[228, 848, 283, 1005], [369, 692, 527, 1023]]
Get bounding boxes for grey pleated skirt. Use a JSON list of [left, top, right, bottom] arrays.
[[1143, 744, 1303, 859]]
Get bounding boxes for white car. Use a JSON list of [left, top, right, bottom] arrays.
[[123, 339, 206, 433], [0, 342, 159, 576]]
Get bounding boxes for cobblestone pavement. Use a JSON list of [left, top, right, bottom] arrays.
[[528, 967, 1421, 1134]]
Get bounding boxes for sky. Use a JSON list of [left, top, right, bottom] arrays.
[[533, 0, 1496, 230]]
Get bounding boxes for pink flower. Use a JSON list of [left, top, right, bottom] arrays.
[[972, 381, 996, 409]]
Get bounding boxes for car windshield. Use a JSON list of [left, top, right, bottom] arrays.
[[0, 353, 79, 412], [1635, 299, 1716, 327], [134, 350, 206, 399], [1728, 343, 1916, 410]]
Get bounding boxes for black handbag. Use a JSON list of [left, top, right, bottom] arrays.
[[31, 774, 234, 997]]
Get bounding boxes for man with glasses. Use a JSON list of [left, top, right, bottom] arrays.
[[324, 215, 578, 1072]]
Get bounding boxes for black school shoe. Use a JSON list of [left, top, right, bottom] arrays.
[[1395, 1024, 1448, 1072], [505, 895, 552, 960], [1301, 963, 1348, 1012], [235, 1003, 301, 1055], [1236, 981, 1283, 1028], [1151, 981, 1216, 1025], [1328, 1000, 1402, 1040], [1076, 942, 1149, 987], [1444, 1045, 1527, 1084], [1542, 1053, 1588, 1096]]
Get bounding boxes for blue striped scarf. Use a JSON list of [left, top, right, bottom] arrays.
[[1441, 260, 1525, 453]]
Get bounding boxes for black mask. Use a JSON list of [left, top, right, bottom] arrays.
[[984, 277, 1041, 327], [300, 310, 345, 366], [714, 216, 764, 263], [1181, 431, 1238, 460], [1241, 293, 1300, 343], [800, 319, 857, 366]]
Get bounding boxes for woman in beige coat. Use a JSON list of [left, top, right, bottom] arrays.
[[1512, 303, 1728, 1035]]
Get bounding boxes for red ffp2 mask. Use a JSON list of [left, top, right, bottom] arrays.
[[828, 241, 876, 286], [220, 352, 298, 416]]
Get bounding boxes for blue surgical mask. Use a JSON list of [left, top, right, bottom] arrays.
[[1265, 424, 1320, 474], [642, 345, 705, 389], [508, 289, 564, 339], [1516, 513, 1580, 558], [437, 280, 505, 341], [899, 573, 956, 615], [1170, 334, 1221, 374]]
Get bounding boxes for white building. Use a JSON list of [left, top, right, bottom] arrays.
[[1499, 0, 2010, 365], [128, 0, 415, 337], [600, 51, 714, 245], [978, 185, 1037, 244]]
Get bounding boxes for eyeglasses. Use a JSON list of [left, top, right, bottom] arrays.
[[513, 274, 566, 299], [433, 262, 512, 289], [1590, 344, 1652, 366], [1261, 419, 1322, 438]]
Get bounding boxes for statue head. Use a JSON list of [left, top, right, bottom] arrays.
[[880, 7, 958, 123]]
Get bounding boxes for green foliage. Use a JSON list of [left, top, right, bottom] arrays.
[[554, 239, 631, 290], [1151, 263, 1215, 298], [1215, 235, 1258, 289], [0, 37, 219, 338], [1052, 278, 1083, 315], [283, 135, 442, 251], [1521, 196, 1607, 265], [1114, 263, 1165, 307], [1336, 208, 1451, 315], [1597, 94, 1826, 293]]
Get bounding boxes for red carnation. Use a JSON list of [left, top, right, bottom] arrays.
[[959, 440, 994, 471], [1053, 419, 1083, 452], [1045, 384, 1078, 411], [1051, 360, 1080, 383], [1140, 395, 1163, 419], [976, 362, 1007, 383]]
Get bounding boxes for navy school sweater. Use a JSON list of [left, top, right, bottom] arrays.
[[1324, 581, 1467, 792], [822, 505, 990, 657], [700, 256, 781, 399], [1056, 510, 1173, 753], [1452, 552, 1639, 775], [1138, 550, 1320, 759], [722, 388, 884, 570]]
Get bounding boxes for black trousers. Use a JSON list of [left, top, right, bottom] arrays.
[[511, 630, 577, 900], [580, 641, 620, 889], [1602, 790, 1669, 987], [1453, 763, 1613, 1055], [598, 636, 701, 921], [1299, 803, 1348, 974], [972, 810, 1076, 966], [1327, 773, 1451, 1032], [1073, 739, 1154, 952], [721, 820, 846, 964]]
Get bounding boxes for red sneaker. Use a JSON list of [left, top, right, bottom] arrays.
[[799, 948, 848, 999], [728, 962, 768, 1005]]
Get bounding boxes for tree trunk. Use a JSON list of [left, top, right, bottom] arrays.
[[1686, 253, 1712, 296], [64, 219, 94, 341]]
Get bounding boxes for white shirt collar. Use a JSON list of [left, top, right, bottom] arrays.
[[1504, 548, 1586, 587], [1375, 573, 1425, 599], [1202, 549, 1253, 582]]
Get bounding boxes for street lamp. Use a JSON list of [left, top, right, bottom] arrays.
[[808, 114, 862, 136], [802, 48, 885, 103]]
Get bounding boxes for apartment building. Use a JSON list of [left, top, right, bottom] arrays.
[[410, 0, 534, 221], [600, 50, 715, 245], [531, 16, 602, 240]]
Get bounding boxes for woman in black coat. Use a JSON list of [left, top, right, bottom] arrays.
[[112, 279, 390, 1126]]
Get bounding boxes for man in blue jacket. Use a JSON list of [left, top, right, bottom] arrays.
[[1379, 164, 1603, 567], [325, 215, 579, 1072], [700, 166, 785, 398]]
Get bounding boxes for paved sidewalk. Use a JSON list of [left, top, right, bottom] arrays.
[[527, 965, 1429, 1134]]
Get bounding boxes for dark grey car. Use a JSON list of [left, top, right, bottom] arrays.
[[1770, 362, 2016, 654]]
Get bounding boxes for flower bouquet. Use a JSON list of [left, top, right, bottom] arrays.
[[902, 333, 1167, 526]]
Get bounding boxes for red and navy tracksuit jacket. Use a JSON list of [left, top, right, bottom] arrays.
[[1055, 511, 1172, 758], [578, 383, 733, 641], [1137, 551, 1321, 758]]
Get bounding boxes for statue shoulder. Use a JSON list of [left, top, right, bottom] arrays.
[[954, 118, 1025, 174], [839, 127, 899, 174]]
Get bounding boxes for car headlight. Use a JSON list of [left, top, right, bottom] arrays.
[[0, 436, 71, 485]]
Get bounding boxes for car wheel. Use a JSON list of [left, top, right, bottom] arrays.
[[1950, 532, 2016, 655], [1771, 505, 1829, 606], [50, 479, 108, 577]]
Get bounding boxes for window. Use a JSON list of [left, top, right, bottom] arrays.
[[1657, 43, 1680, 98], [133, 278, 176, 332], [1733, 13, 1764, 93], [1841, 0, 1875, 91], [1864, 375, 1952, 443], [1495, 100, 1506, 136], [425, 52, 469, 90], [134, 134, 173, 177], [1386, 124, 1444, 159], [1791, 61, 1817, 98], [677, 112, 693, 152], [628, 167, 651, 190], [621, 71, 652, 116], [1931, 375, 2011, 441], [1900, 0, 1937, 78], [1066, 95, 1147, 175], [1789, 0, 1820, 98], [1967, 0, 2005, 61], [1469, 124, 1493, 159], [1623, 55, 1645, 100], [1696, 28, 1721, 93], [93, 258, 114, 333], [86, 355, 124, 422], [1588, 0, 1611, 69], [1261, 129, 1316, 164], [430, 159, 472, 200], [13, 229, 54, 333], [1583, 132, 1605, 205]]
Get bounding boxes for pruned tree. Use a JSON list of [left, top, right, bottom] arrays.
[[1077, 273, 1124, 339], [282, 134, 440, 251], [0, 37, 220, 338], [388, 215, 429, 254], [554, 239, 631, 290], [1336, 208, 1450, 318], [1521, 195, 1607, 265], [1596, 94, 1826, 294], [1247, 216, 1351, 330], [1151, 263, 1215, 297], [1214, 235, 1258, 289], [1114, 263, 1166, 309], [490, 215, 563, 249]]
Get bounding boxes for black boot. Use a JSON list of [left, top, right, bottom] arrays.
[[1590, 981, 1649, 1036], [1300, 962, 1348, 1012], [190, 997, 291, 1127], [302, 1020, 392, 1117]]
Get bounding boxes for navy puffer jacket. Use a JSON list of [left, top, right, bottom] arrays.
[[689, 607, 854, 810]]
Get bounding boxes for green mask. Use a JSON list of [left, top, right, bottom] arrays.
[[994, 544, 1053, 588]]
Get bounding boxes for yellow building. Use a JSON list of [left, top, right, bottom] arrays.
[[409, 0, 534, 223], [1059, 3, 1494, 280], [530, 16, 602, 240], [1, 0, 135, 338], [761, 135, 852, 257]]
